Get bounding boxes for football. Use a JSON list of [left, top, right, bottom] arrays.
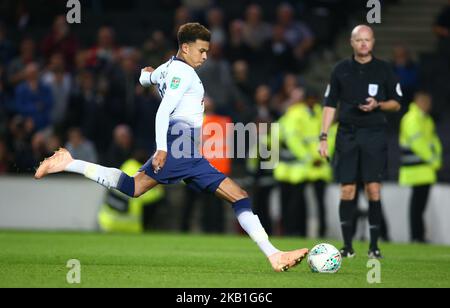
[[307, 243, 342, 273]]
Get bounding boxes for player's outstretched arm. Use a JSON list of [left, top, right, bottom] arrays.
[[139, 66, 155, 87]]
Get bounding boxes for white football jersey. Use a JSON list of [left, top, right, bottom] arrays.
[[141, 56, 205, 151]]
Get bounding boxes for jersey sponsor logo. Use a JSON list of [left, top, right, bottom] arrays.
[[396, 83, 403, 96], [324, 84, 330, 97], [170, 77, 181, 89], [368, 84, 378, 96]]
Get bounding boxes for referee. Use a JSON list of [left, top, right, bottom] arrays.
[[319, 25, 402, 259]]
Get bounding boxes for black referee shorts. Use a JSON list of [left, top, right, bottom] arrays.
[[333, 124, 387, 184]]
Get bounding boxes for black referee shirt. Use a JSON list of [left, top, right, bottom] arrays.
[[324, 56, 402, 127]]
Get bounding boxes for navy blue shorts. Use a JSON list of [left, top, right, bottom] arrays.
[[139, 125, 226, 193]]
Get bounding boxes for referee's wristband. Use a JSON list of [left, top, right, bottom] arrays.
[[319, 133, 328, 141]]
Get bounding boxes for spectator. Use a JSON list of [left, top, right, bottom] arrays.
[[41, 15, 79, 71], [197, 42, 240, 118], [104, 124, 133, 168], [15, 0, 32, 32], [206, 7, 227, 45], [25, 131, 62, 172], [7, 37, 37, 87], [271, 73, 301, 117], [232, 60, 251, 92], [302, 91, 333, 238], [66, 70, 99, 142], [392, 45, 418, 106], [74, 50, 88, 75], [172, 6, 192, 41], [141, 30, 172, 68], [65, 127, 98, 163], [6, 115, 35, 172], [433, 0, 450, 56], [242, 4, 272, 51], [224, 19, 252, 64], [276, 2, 315, 71], [14, 62, 53, 132], [31, 131, 49, 166], [253, 85, 276, 124], [0, 23, 14, 66], [29, 131, 63, 173], [45, 132, 62, 155], [93, 71, 120, 152], [109, 50, 140, 125], [42, 53, 72, 128], [273, 86, 309, 236], [399, 92, 442, 243], [232, 60, 254, 122], [133, 85, 159, 152], [182, 0, 212, 20], [86, 26, 121, 70], [261, 24, 296, 79]]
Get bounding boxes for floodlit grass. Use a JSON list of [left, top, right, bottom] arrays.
[[1, 231, 449, 288]]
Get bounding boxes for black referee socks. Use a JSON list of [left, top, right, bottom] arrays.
[[368, 200, 382, 250], [339, 199, 357, 249]]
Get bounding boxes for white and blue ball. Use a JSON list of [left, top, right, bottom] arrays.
[[307, 243, 342, 273]]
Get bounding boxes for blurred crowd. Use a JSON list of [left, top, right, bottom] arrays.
[[0, 0, 449, 240], [0, 0, 448, 180], [0, 0, 343, 174]]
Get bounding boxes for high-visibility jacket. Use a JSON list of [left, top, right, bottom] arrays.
[[274, 103, 333, 184], [98, 159, 164, 233], [247, 129, 276, 186], [298, 103, 333, 182], [201, 114, 232, 175], [399, 103, 442, 186], [327, 122, 338, 160]]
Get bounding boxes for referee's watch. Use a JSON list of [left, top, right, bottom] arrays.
[[319, 133, 328, 141]]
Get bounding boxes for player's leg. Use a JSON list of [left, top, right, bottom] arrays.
[[339, 183, 357, 257], [410, 184, 431, 242], [133, 171, 160, 197], [360, 127, 388, 258], [214, 177, 308, 272], [364, 182, 384, 258], [34, 148, 157, 198], [334, 124, 358, 257], [313, 180, 327, 238]]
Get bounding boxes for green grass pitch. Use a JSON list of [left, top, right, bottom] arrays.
[[1, 231, 450, 288]]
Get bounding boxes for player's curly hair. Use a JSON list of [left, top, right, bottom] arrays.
[[177, 23, 211, 46]]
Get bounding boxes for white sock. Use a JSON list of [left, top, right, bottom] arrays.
[[65, 160, 122, 189], [236, 210, 280, 257]]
